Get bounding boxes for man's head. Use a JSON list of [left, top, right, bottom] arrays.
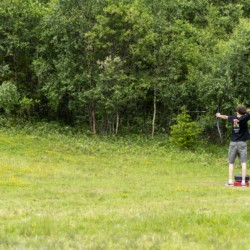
[[236, 105, 247, 115]]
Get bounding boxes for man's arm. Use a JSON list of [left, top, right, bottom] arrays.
[[216, 113, 228, 120]]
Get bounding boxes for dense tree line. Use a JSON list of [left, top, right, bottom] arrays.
[[0, 0, 250, 138]]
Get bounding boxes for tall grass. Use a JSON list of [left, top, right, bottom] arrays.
[[0, 121, 249, 249]]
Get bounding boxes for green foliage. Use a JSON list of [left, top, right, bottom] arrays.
[[224, 19, 250, 105], [170, 107, 202, 148], [19, 97, 40, 118], [0, 81, 20, 114], [0, 0, 249, 137], [198, 18, 250, 116], [0, 0, 44, 89]]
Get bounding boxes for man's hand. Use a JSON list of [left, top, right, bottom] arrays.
[[216, 113, 221, 118], [233, 118, 239, 124]]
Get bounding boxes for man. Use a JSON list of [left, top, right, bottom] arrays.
[[216, 105, 250, 187]]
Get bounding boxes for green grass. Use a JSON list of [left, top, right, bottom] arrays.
[[0, 128, 249, 250]]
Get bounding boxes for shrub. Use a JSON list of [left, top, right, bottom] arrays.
[[170, 107, 202, 148], [0, 81, 20, 114], [19, 97, 40, 118]]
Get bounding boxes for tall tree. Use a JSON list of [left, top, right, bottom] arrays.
[[33, 0, 105, 127], [0, 0, 44, 96]]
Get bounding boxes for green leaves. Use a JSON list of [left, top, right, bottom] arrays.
[[0, 0, 249, 136], [170, 107, 202, 148], [0, 81, 20, 114]]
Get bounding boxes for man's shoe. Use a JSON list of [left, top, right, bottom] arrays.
[[225, 182, 233, 187], [241, 183, 247, 187]]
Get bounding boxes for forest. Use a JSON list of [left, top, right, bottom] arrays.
[[1, 0, 250, 137]]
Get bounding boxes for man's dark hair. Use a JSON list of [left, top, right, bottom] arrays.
[[237, 105, 247, 115]]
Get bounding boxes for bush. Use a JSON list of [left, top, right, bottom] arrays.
[[0, 81, 20, 114], [19, 97, 40, 118], [170, 107, 202, 148]]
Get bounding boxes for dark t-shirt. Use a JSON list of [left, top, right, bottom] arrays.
[[228, 113, 250, 142]]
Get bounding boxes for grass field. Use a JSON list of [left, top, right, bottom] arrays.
[[0, 127, 250, 250]]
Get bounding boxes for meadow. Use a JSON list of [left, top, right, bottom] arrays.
[[0, 124, 250, 250]]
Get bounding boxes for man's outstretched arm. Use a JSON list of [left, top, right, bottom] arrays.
[[216, 113, 228, 120]]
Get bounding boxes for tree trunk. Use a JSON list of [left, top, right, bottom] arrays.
[[86, 35, 96, 134], [88, 106, 96, 134], [92, 108, 96, 134], [152, 84, 156, 136], [115, 111, 119, 134]]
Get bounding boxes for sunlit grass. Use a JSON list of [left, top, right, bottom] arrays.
[[0, 128, 249, 249]]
